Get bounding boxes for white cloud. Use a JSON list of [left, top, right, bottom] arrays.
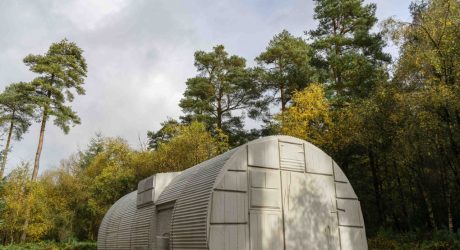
[[0, 0, 412, 176], [52, 0, 129, 30]]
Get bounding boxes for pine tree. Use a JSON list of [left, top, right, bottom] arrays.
[[0, 82, 36, 179], [256, 30, 313, 113], [23, 39, 87, 181], [308, 0, 391, 103], [179, 45, 261, 145]]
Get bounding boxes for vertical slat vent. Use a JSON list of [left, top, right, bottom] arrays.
[[279, 141, 305, 172], [137, 176, 155, 207]]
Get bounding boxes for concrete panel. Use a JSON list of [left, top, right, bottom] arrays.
[[339, 226, 367, 250], [211, 191, 247, 223], [209, 226, 225, 250], [330, 212, 341, 249], [137, 188, 154, 207], [136, 193, 142, 206], [279, 142, 305, 171], [250, 170, 266, 188], [137, 175, 157, 207], [209, 225, 248, 250], [143, 189, 154, 203], [138, 175, 155, 192], [307, 173, 336, 210], [153, 172, 181, 202], [136, 173, 181, 207], [137, 179, 146, 193], [227, 147, 248, 171], [216, 171, 247, 192], [335, 182, 358, 199], [156, 208, 173, 237], [265, 171, 280, 189], [333, 161, 349, 183], [250, 168, 280, 189], [337, 199, 363, 227], [305, 143, 333, 175], [281, 172, 339, 250], [249, 211, 284, 250], [251, 189, 281, 208], [248, 139, 279, 169], [156, 236, 169, 250]]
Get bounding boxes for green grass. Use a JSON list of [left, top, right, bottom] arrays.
[[2, 231, 460, 250], [0, 241, 96, 250]]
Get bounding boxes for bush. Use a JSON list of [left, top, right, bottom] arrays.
[[368, 229, 460, 250]]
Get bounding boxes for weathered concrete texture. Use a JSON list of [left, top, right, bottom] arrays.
[[98, 136, 368, 250]]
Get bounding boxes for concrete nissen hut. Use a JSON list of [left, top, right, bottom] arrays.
[[98, 136, 367, 250]]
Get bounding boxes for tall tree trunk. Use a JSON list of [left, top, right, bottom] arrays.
[[439, 161, 454, 232], [440, 107, 460, 168], [369, 149, 384, 225], [23, 104, 49, 242], [32, 107, 48, 181], [0, 110, 15, 179], [216, 110, 222, 130], [447, 189, 453, 232], [393, 161, 410, 231], [414, 152, 438, 230], [216, 87, 223, 130], [280, 83, 286, 112], [279, 61, 286, 113], [19, 208, 30, 243], [419, 181, 438, 230]]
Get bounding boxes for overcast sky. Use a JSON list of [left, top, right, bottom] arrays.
[[0, 0, 412, 176]]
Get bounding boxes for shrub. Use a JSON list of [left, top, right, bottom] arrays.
[[368, 229, 460, 250]]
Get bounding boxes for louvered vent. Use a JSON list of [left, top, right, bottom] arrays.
[[137, 176, 155, 207]]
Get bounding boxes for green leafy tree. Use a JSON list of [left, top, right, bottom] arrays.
[[0, 82, 36, 179], [23, 39, 87, 180], [256, 30, 313, 113], [308, 0, 391, 103], [387, 0, 460, 88], [77, 133, 105, 170], [299, 1, 391, 233], [40, 166, 85, 242], [314, 0, 460, 234], [147, 119, 180, 150], [179, 45, 261, 145], [383, 0, 460, 231], [82, 138, 137, 239]]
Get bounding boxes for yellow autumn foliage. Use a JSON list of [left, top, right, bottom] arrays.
[[0, 163, 53, 243], [276, 83, 331, 146], [152, 121, 229, 172]]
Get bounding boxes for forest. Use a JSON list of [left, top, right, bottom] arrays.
[[0, 0, 459, 249]]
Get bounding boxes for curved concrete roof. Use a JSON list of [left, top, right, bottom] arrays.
[[156, 147, 239, 205], [98, 135, 367, 250]]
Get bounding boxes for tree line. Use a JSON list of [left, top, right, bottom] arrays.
[[0, 0, 459, 245]]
